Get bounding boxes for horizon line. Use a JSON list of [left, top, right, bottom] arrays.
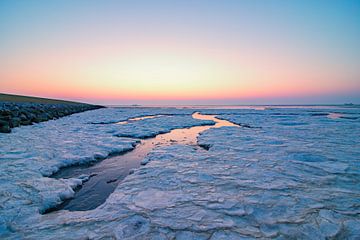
[[1, 92, 359, 107]]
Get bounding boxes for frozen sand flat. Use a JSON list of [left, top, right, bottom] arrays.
[[1, 107, 360, 239]]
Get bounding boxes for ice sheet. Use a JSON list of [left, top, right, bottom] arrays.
[[1, 106, 359, 239]]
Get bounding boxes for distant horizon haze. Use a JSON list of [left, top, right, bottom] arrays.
[[1, 92, 359, 106]]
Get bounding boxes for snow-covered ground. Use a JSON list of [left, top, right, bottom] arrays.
[[0, 106, 359, 239]]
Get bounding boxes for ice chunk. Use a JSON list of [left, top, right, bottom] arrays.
[[133, 189, 178, 210]]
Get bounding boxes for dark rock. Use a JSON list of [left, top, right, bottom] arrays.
[[27, 112, 36, 121], [9, 117, 21, 128], [21, 119, 32, 125], [11, 110, 19, 117], [1, 110, 11, 116], [32, 117, 41, 123], [0, 124, 11, 133], [0, 115, 11, 121], [37, 113, 49, 122], [0, 101, 104, 133], [0, 119, 8, 127], [20, 113, 27, 121]]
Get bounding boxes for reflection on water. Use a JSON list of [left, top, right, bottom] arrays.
[[50, 113, 239, 212], [117, 115, 164, 124], [327, 113, 343, 119]]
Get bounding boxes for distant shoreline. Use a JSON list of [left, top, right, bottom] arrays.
[[0, 93, 94, 105]]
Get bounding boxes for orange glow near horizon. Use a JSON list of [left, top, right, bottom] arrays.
[[2, 45, 359, 104]]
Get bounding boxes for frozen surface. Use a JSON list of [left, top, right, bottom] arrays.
[[0, 107, 212, 238], [1, 106, 360, 239]]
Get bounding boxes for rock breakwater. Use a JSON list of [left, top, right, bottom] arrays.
[[0, 101, 103, 133]]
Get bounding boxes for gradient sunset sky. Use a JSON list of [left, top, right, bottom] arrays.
[[1, 0, 360, 105]]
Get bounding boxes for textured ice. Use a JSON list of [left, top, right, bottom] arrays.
[[0, 107, 212, 238], [1, 106, 360, 239]]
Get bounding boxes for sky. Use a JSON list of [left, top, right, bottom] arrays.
[[1, 0, 360, 105]]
